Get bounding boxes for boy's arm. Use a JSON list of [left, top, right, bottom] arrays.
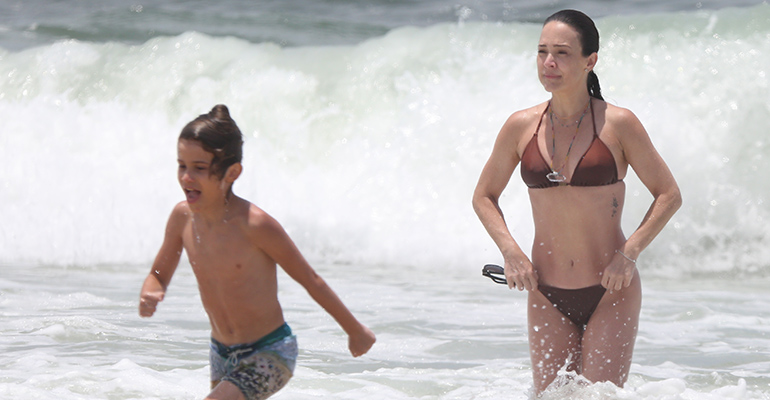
[[252, 212, 376, 357], [139, 203, 187, 318]]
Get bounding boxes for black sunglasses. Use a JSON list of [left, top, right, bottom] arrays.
[[481, 264, 509, 285]]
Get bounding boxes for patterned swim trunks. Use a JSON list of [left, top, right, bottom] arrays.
[[210, 323, 298, 400]]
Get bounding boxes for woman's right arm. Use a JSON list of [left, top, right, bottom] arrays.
[[139, 203, 187, 317], [472, 112, 538, 291]]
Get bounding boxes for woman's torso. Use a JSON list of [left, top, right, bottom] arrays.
[[517, 100, 629, 288], [528, 184, 626, 288]]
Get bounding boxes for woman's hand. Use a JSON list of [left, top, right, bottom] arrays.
[[601, 251, 637, 291], [504, 254, 539, 291]]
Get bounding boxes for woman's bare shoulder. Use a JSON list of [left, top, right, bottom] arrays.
[[506, 102, 548, 127], [603, 102, 643, 130], [601, 101, 659, 168], [499, 102, 549, 142]]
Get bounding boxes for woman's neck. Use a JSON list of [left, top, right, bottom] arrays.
[[549, 92, 592, 119]]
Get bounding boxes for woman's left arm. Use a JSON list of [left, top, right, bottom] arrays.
[[603, 107, 682, 290]]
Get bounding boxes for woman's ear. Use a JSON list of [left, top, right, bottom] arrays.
[[586, 52, 598, 72], [224, 163, 243, 183]]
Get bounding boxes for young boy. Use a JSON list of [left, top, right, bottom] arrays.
[[139, 105, 376, 400]]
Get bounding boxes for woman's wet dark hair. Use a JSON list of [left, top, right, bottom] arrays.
[[545, 10, 604, 100], [179, 104, 244, 179]]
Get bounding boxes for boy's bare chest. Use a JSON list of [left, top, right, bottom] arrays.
[[179, 222, 277, 312], [181, 223, 262, 272]]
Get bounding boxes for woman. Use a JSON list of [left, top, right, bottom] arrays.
[[472, 10, 681, 394]]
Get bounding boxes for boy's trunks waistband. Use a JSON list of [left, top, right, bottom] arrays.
[[210, 323, 293, 358]]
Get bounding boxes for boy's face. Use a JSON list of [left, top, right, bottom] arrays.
[[177, 139, 227, 210]]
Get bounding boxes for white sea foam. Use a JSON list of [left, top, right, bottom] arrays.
[[1, 263, 768, 399], [2, 6, 769, 277]]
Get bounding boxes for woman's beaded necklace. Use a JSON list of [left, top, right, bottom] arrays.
[[546, 99, 591, 183]]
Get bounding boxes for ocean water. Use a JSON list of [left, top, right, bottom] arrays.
[[2, 1, 770, 399]]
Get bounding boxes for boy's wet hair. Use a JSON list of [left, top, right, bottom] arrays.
[[179, 104, 244, 179]]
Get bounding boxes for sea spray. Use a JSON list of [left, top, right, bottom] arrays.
[[1, 5, 769, 279]]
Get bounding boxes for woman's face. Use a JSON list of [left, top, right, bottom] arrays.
[[537, 21, 596, 95]]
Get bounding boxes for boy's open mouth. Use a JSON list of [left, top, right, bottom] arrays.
[[184, 188, 201, 203]]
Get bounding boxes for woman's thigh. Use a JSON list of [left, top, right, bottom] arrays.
[[528, 289, 583, 393], [581, 277, 642, 386]]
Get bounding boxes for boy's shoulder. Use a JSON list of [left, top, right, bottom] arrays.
[[239, 200, 283, 236], [172, 200, 191, 214], [245, 202, 273, 225], [236, 201, 293, 251], [167, 201, 192, 228]]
